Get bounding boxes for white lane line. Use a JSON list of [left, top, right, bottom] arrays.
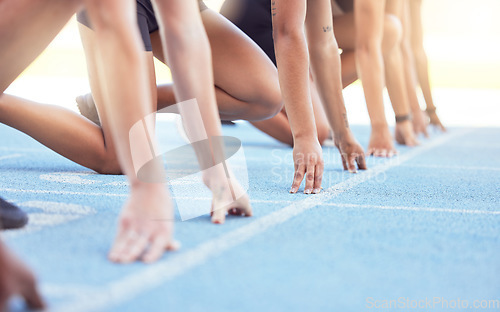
[[0, 190, 291, 202], [400, 163, 500, 172], [0, 153, 23, 162], [2, 201, 96, 239], [0, 147, 44, 152], [42, 284, 101, 299], [173, 198, 500, 214], [0, 188, 127, 197], [323, 203, 500, 215], [174, 196, 291, 205], [54, 129, 473, 312], [40, 172, 100, 185], [0, 189, 291, 202]]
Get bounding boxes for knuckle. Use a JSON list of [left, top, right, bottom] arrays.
[[306, 172, 315, 181], [294, 170, 303, 180]]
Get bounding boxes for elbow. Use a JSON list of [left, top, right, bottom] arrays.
[[355, 40, 379, 59], [84, 0, 132, 34], [381, 14, 403, 57], [412, 47, 427, 62], [273, 23, 304, 47], [309, 37, 339, 60]]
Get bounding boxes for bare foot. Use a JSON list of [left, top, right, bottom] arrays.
[[203, 168, 252, 224], [76, 93, 100, 126], [395, 120, 419, 146], [368, 125, 398, 157], [108, 184, 178, 264], [0, 241, 45, 311], [412, 110, 429, 138]]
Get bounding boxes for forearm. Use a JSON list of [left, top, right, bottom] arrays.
[[85, 0, 161, 186], [154, 1, 226, 179], [409, 0, 434, 110], [274, 31, 317, 140], [162, 23, 222, 140], [413, 48, 435, 110], [401, 41, 422, 114], [384, 43, 411, 117], [356, 45, 387, 128], [354, 0, 388, 129], [309, 42, 350, 140]]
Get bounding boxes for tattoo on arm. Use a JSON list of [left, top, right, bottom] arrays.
[[342, 113, 349, 128], [322, 26, 332, 32], [272, 1, 277, 16]]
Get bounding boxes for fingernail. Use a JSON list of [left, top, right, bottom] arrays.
[[304, 189, 312, 194], [313, 188, 321, 194], [289, 187, 298, 193], [349, 169, 357, 174]]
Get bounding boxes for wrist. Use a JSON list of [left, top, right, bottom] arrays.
[[293, 133, 320, 146], [333, 128, 356, 143], [411, 106, 423, 114], [426, 106, 437, 115], [332, 127, 352, 141], [370, 121, 389, 131], [293, 129, 317, 142], [130, 181, 166, 192]]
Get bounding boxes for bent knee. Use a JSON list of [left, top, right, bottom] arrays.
[[253, 80, 283, 120], [382, 14, 403, 55], [94, 153, 122, 175]]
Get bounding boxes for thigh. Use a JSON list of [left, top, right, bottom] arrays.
[[151, 9, 279, 103], [0, 0, 81, 93], [202, 9, 278, 102]]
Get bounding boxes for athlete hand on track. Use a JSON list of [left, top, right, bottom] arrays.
[[427, 109, 446, 132], [290, 138, 324, 195], [109, 184, 179, 264], [335, 133, 367, 173], [412, 110, 429, 138], [0, 241, 45, 311]]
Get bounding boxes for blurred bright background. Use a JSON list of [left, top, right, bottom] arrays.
[[6, 0, 500, 128]]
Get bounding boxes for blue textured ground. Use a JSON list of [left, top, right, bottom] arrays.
[[1, 121, 499, 312]]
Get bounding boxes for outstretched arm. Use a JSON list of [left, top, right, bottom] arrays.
[[355, 0, 397, 157], [273, 0, 324, 194], [305, 0, 366, 172], [152, 0, 252, 222], [83, 0, 176, 263], [384, 0, 418, 146], [399, 0, 428, 137], [409, 0, 445, 131]]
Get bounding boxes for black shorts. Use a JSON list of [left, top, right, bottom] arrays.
[[220, 0, 353, 66], [220, 0, 276, 65], [335, 0, 354, 13], [77, 0, 208, 52]]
